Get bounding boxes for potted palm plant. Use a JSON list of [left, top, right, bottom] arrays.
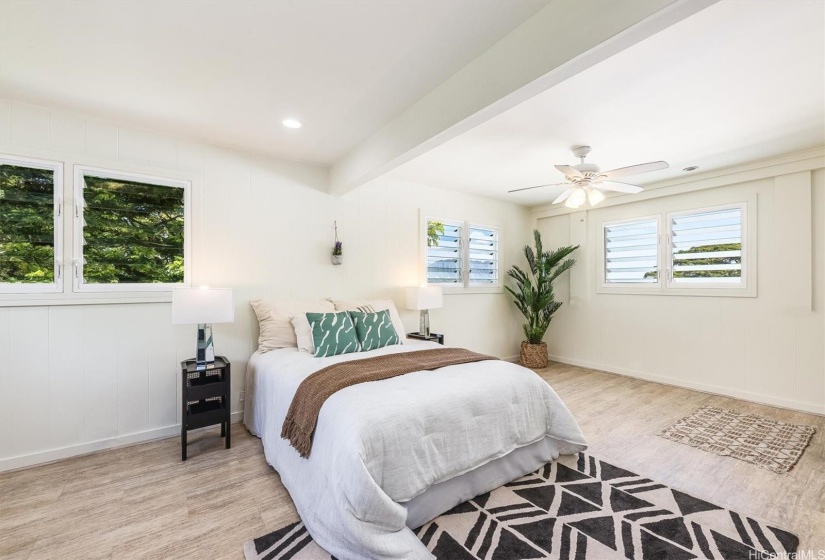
[[506, 230, 578, 368]]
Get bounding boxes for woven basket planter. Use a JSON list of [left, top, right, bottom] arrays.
[[520, 341, 548, 369]]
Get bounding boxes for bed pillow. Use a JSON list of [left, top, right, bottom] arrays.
[[305, 311, 361, 358], [251, 299, 335, 352], [329, 299, 406, 343], [349, 309, 401, 352], [290, 315, 315, 354]]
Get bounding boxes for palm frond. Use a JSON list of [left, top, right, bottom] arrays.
[[505, 230, 578, 344]]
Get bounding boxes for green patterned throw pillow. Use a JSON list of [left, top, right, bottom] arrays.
[[349, 309, 401, 352], [305, 311, 361, 358]]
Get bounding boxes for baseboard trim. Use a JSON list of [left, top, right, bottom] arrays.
[[548, 355, 825, 416], [503, 355, 520, 363], [0, 411, 244, 473]]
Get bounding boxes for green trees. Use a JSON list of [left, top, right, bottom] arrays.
[[0, 164, 185, 285], [427, 220, 445, 247], [0, 164, 55, 283], [82, 176, 184, 284]]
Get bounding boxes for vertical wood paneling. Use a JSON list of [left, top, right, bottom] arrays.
[[48, 307, 86, 448], [146, 305, 177, 429], [9, 308, 50, 456], [0, 309, 11, 455], [0, 99, 11, 145], [148, 134, 178, 170], [117, 126, 149, 164], [85, 120, 118, 160], [84, 306, 119, 442], [116, 306, 150, 435], [49, 111, 86, 154], [10, 104, 49, 148]]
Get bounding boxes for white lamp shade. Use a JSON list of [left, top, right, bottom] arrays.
[[172, 287, 234, 325], [405, 286, 443, 310]]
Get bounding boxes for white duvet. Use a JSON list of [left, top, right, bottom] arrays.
[[245, 340, 587, 559]]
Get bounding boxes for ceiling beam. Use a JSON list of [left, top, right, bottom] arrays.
[[329, 0, 719, 196]]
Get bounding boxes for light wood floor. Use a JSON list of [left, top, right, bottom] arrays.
[[2, 363, 824, 559]]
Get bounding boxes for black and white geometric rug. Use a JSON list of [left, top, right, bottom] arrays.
[[243, 452, 799, 559]]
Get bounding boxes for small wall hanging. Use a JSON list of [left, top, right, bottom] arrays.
[[332, 221, 343, 265]]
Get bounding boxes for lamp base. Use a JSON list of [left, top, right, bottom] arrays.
[[196, 323, 215, 371], [418, 310, 430, 337]]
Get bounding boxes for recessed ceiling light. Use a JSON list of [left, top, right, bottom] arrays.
[[683, 166, 699, 172], [282, 119, 302, 129]]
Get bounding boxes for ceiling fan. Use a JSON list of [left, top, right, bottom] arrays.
[[508, 146, 668, 208]]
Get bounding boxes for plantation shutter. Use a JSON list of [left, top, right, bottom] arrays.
[[0, 162, 57, 285], [468, 225, 499, 286], [426, 220, 462, 285], [669, 207, 742, 284], [80, 174, 185, 285], [604, 218, 659, 283]]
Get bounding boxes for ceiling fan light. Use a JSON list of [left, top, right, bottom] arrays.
[[588, 188, 606, 206], [565, 188, 586, 208]]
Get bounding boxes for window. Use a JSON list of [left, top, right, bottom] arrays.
[[0, 155, 63, 293], [425, 218, 500, 290], [599, 201, 753, 296], [468, 225, 499, 286], [74, 166, 189, 292], [603, 217, 659, 286], [668, 204, 745, 287]]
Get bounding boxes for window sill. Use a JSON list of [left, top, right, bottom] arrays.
[[0, 292, 173, 307], [441, 286, 503, 295], [595, 286, 756, 298]]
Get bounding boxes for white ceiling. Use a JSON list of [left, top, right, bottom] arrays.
[[388, 0, 825, 207], [0, 0, 550, 165]]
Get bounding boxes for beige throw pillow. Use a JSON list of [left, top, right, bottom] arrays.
[[250, 299, 335, 352], [329, 299, 406, 343], [291, 314, 315, 354]]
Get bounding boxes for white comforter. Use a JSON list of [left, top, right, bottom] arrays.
[[245, 340, 587, 559]]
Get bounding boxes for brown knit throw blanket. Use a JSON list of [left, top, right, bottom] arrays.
[[281, 347, 497, 458]]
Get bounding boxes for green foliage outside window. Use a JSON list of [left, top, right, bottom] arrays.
[[643, 242, 742, 280], [427, 220, 444, 247], [82, 175, 185, 284], [0, 164, 55, 284]]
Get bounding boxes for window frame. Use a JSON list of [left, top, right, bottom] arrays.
[[597, 199, 756, 298], [73, 165, 191, 293], [666, 202, 749, 293], [422, 214, 502, 294], [598, 214, 662, 293], [0, 153, 64, 294]]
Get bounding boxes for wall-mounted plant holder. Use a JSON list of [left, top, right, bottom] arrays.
[[332, 221, 343, 265]]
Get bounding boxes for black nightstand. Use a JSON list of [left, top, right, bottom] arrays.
[[407, 332, 444, 345], [181, 356, 231, 460]]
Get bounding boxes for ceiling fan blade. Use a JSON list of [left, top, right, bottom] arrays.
[[599, 161, 668, 180], [507, 182, 567, 193], [555, 164, 582, 179], [594, 181, 644, 194], [552, 188, 575, 204]]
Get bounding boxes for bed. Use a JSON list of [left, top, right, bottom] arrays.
[[244, 338, 587, 559]]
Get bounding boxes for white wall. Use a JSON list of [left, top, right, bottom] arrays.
[[0, 98, 530, 470], [537, 163, 825, 415]]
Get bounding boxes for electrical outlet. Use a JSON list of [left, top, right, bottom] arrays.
[[239, 391, 245, 403]]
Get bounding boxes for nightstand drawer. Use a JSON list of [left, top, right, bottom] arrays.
[[187, 380, 227, 401], [186, 398, 227, 430]]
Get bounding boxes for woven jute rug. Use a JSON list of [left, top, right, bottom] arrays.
[[243, 452, 798, 559], [659, 405, 816, 474]]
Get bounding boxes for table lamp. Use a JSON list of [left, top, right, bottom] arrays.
[[172, 287, 234, 370], [405, 286, 443, 337]]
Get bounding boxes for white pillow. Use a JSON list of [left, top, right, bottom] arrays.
[[329, 298, 406, 343], [250, 299, 335, 352], [291, 314, 315, 354]]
